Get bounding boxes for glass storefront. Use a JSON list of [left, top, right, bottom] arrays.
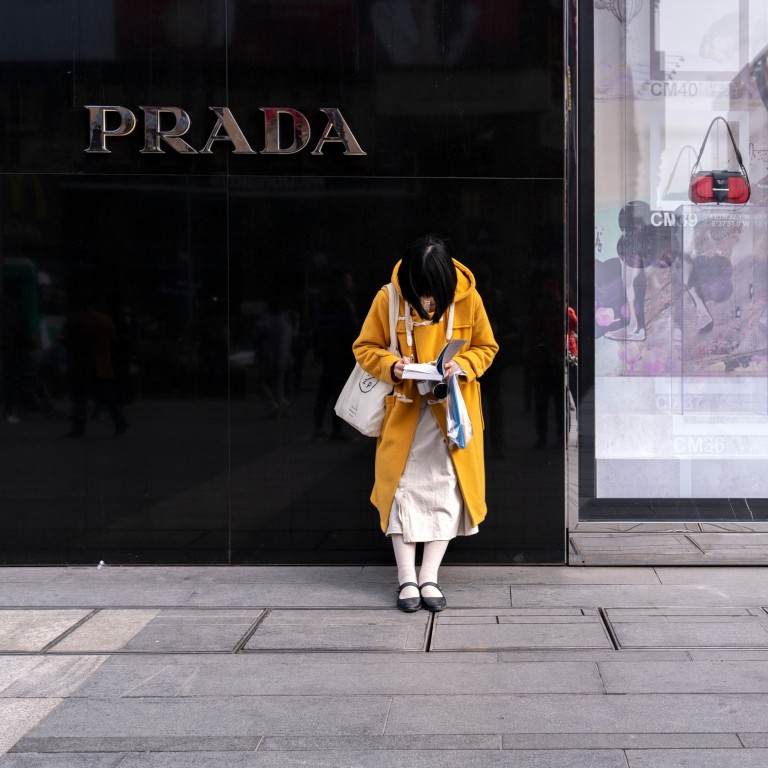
[[578, 0, 768, 523], [0, 1, 566, 564]]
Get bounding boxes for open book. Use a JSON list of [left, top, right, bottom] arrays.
[[401, 339, 466, 381]]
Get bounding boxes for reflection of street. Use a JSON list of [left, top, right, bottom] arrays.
[[0, 363, 566, 563]]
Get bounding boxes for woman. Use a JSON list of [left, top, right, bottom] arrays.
[[353, 235, 498, 612]]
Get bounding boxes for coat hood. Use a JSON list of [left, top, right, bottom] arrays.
[[390, 258, 476, 303]]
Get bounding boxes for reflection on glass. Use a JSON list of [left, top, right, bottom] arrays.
[[0, 176, 230, 563], [588, 0, 768, 518], [227, 178, 565, 564]]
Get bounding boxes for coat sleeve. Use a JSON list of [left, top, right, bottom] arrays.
[[352, 286, 400, 386], [452, 290, 499, 383]]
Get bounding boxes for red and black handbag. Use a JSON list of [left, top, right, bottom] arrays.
[[688, 117, 750, 205]]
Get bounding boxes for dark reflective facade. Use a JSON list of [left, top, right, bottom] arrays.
[[0, 1, 565, 564]]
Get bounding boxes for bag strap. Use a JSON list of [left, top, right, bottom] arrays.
[[405, 302, 412, 349], [692, 117, 749, 184], [386, 283, 399, 355], [446, 302, 455, 340]]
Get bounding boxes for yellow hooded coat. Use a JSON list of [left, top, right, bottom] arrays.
[[352, 259, 499, 533]]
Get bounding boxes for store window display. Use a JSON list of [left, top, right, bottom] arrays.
[[588, 0, 768, 508]]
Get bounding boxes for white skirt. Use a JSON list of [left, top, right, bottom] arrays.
[[386, 399, 479, 543]]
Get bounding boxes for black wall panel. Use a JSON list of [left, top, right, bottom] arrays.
[[0, 0, 565, 564]]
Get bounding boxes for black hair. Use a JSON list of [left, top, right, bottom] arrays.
[[398, 234, 457, 323]]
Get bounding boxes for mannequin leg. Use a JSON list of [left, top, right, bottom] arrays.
[[606, 265, 646, 341], [682, 256, 714, 332], [391, 534, 418, 599], [418, 539, 450, 598]]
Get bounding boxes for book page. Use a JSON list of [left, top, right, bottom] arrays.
[[402, 339, 466, 380]]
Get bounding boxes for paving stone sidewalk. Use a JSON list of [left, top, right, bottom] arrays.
[[1, 565, 768, 766]]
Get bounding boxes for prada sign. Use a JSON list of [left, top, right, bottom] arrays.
[[85, 106, 367, 156]]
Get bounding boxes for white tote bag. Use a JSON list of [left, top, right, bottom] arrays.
[[334, 283, 399, 437]]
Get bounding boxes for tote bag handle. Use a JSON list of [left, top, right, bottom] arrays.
[[691, 116, 749, 182], [386, 283, 399, 355]]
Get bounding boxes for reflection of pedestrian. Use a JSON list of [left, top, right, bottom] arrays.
[[567, 305, 578, 442], [474, 263, 507, 459], [199, 315, 228, 398], [353, 235, 498, 613], [62, 301, 127, 438], [530, 278, 564, 449], [257, 299, 293, 418], [109, 296, 138, 404], [1, 295, 32, 423], [312, 270, 358, 440]]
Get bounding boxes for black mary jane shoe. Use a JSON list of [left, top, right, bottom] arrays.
[[419, 582, 447, 612], [396, 582, 422, 612]]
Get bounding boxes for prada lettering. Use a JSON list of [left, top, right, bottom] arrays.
[[85, 106, 367, 156]]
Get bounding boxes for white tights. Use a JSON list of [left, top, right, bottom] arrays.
[[391, 534, 449, 599]]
